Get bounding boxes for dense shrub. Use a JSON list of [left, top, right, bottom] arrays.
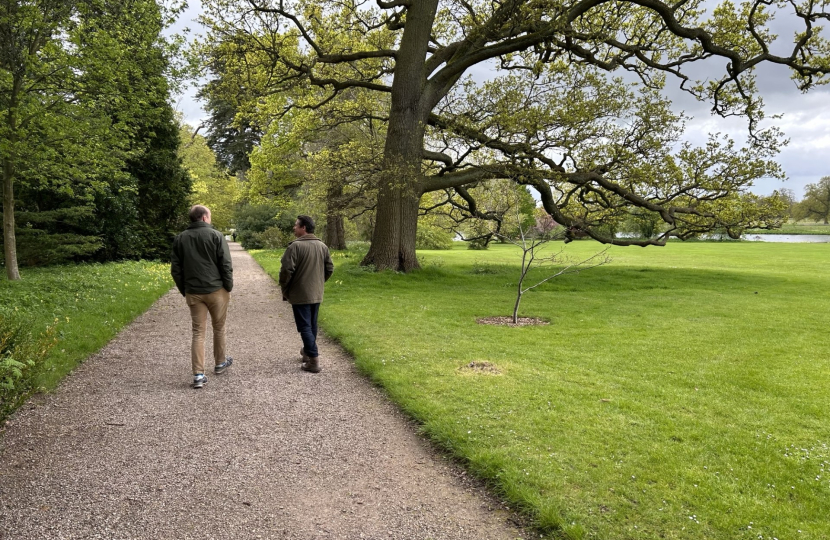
[[261, 227, 291, 249], [0, 314, 56, 422], [238, 230, 265, 249], [415, 223, 454, 250], [11, 229, 103, 266], [235, 203, 295, 249], [467, 236, 491, 250]]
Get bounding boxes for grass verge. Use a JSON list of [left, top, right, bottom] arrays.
[[254, 242, 829, 540], [1, 261, 173, 422]]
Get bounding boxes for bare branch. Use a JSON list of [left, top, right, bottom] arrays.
[[423, 149, 454, 168], [183, 123, 205, 149], [422, 165, 515, 193], [521, 248, 611, 294], [317, 50, 397, 63], [377, 0, 410, 8]]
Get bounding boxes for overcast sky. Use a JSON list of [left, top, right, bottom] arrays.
[[169, 1, 829, 199]]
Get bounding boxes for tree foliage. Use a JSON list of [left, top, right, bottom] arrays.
[[128, 102, 192, 261], [180, 123, 241, 232], [198, 0, 829, 271], [426, 179, 538, 248], [1, 0, 191, 277], [794, 176, 830, 223], [196, 34, 270, 175], [233, 201, 295, 249]]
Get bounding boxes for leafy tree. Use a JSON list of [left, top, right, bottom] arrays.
[[93, 0, 192, 261], [774, 188, 798, 220], [200, 0, 828, 271], [430, 179, 537, 248], [227, 78, 386, 248], [180, 123, 240, 232], [285, 114, 385, 249], [200, 92, 262, 176], [794, 177, 830, 224], [1, 1, 124, 278], [415, 192, 456, 249], [196, 36, 267, 175], [1, 0, 189, 277], [621, 209, 665, 239], [129, 102, 192, 261]]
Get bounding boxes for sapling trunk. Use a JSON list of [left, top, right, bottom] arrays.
[[512, 290, 522, 324], [513, 246, 532, 323]]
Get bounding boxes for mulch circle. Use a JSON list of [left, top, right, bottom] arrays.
[[475, 316, 550, 327]]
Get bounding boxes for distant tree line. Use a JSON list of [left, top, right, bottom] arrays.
[[790, 178, 830, 225]]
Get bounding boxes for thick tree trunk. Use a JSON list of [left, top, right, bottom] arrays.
[[325, 213, 346, 250], [361, 0, 439, 272], [324, 184, 347, 250], [2, 159, 21, 280], [363, 177, 421, 271]]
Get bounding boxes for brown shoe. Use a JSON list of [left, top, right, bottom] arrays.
[[299, 347, 307, 363], [301, 356, 321, 373]]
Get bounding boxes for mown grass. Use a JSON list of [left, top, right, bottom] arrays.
[[255, 242, 830, 540], [0, 261, 173, 416]]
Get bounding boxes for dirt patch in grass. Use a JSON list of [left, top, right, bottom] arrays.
[[476, 316, 550, 327], [460, 361, 503, 375]]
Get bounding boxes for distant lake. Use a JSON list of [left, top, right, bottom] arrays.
[[741, 234, 830, 243], [615, 233, 830, 243]]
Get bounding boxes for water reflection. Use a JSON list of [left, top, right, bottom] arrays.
[[615, 233, 830, 243], [741, 234, 830, 243]]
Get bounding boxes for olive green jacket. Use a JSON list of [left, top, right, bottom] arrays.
[[170, 221, 233, 296], [279, 234, 334, 304]]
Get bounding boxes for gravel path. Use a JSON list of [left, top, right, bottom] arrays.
[[0, 244, 528, 540]]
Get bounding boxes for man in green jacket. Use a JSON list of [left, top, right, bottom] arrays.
[[279, 215, 334, 373], [171, 205, 234, 389]]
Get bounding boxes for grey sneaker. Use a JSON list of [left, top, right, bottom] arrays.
[[214, 356, 233, 375], [192, 373, 207, 389]]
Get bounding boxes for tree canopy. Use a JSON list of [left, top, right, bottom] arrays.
[[794, 176, 830, 223], [198, 0, 829, 270], [1, 0, 191, 279], [180, 122, 240, 232]]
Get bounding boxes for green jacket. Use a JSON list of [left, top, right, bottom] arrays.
[[171, 221, 233, 296], [279, 234, 334, 304]]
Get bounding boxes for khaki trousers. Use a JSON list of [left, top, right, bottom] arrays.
[[186, 288, 230, 375]]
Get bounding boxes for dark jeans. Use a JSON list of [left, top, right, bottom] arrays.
[[292, 303, 320, 358]]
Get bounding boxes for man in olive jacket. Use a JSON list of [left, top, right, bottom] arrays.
[[279, 215, 334, 373], [171, 205, 234, 389]]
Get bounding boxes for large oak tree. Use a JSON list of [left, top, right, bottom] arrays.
[[201, 0, 829, 271]]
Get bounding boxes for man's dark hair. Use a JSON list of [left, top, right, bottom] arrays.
[[189, 205, 210, 223], [297, 215, 315, 233]]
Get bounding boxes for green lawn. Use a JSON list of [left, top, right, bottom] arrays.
[[256, 242, 830, 540], [1, 261, 173, 410]]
